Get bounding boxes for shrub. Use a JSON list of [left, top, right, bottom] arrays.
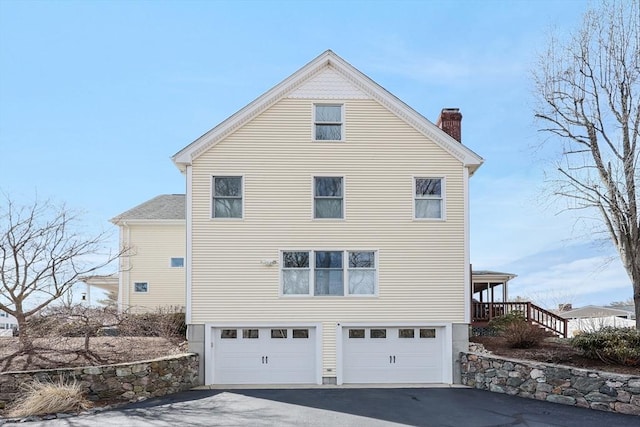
[[6, 378, 92, 418], [119, 306, 186, 341], [571, 327, 640, 366], [488, 311, 527, 333], [488, 312, 546, 349]]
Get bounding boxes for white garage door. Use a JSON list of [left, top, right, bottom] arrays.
[[342, 326, 444, 383], [213, 327, 316, 384]]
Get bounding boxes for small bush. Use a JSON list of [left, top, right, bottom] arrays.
[[488, 312, 546, 349], [119, 307, 186, 340], [488, 311, 527, 333], [7, 378, 92, 418], [571, 327, 640, 366]]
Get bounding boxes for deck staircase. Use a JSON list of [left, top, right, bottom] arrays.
[[472, 302, 568, 337]]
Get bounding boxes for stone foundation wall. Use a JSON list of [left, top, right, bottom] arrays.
[[0, 353, 199, 408], [460, 352, 640, 416]]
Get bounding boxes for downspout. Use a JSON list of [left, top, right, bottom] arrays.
[[117, 222, 131, 312], [463, 166, 471, 325], [185, 165, 193, 325]]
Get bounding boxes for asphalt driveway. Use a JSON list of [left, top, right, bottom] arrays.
[[18, 387, 640, 427]]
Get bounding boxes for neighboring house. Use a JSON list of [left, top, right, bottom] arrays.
[[107, 194, 186, 312], [171, 50, 484, 386], [556, 305, 635, 336], [0, 310, 18, 337], [557, 304, 634, 320]]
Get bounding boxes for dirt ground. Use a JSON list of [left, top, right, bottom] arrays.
[[2, 336, 637, 376], [471, 336, 640, 376], [0, 337, 185, 372]]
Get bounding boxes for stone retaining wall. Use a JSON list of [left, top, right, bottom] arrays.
[[0, 353, 199, 408], [460, 352, 640, 416]]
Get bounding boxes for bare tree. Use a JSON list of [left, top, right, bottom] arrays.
[[0, 195, 120, 351], [96, 289, 118, 309], [607, 297, 634, 308], [533, 0, 640, 327]]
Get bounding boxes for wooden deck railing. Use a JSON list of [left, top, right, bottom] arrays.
[[472, 302, 568, 337]]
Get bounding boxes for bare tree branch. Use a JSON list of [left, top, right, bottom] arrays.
[[533, 0, 640, 327], [1, 194, 124, 351]]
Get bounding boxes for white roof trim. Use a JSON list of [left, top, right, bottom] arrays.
[[172, 50, 484, 173], [110, 219, 186, 226]]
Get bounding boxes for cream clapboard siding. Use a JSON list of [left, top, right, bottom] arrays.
[[190, 98, 466, 374], [125, 222, 186, 311]]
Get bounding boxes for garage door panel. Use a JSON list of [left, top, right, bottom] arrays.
[[342, 327, 444, 384], [213, 327, 316, 384]]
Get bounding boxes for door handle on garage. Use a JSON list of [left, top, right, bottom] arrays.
[[389, 355, 396, 364], [265, 356, 268, 364], [393, 356, 396, 363]]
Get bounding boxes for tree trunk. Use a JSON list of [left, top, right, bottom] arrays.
[[633, 264, 640, 330], [15, 312, 33, 352]]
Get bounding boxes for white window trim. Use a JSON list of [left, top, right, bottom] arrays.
[[133, 282, 149, 293], [312, 103, 345, 142], [170, 257, 185, 268], [210, 174, 245, 220], [280, 249, 378, 297], [413, 176, 446, 221], [312, 175, 346, 220]]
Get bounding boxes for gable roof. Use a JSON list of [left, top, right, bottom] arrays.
[[110, 194, 185, 224], [172, 50, 483, 173]]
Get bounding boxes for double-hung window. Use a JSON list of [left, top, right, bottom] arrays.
[[281, 250, 377, 296], [348, 251, 376, 294], [314, 104, 343, 141], [315, 251, 344, 295], [314, 177, 343, 219], [282, 251, 311, 295], [212, 176, 242, 218], [414, 177, 444, 219]]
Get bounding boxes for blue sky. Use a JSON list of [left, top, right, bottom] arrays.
[[0, 0, 632, 308]]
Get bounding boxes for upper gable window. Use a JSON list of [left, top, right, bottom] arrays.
[[212, 176, 243, 219], [414, 178, 444, 219], [314, 104, 343, 141]]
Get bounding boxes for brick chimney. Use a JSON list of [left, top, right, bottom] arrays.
[[436, 108, 462, 142]]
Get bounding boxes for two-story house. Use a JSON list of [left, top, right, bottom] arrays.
[[172, 50, 483, 386], [108, 194, 186, 312]]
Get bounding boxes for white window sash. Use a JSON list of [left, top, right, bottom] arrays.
[[281, 250, 377, 296], [413, 177, 445, 220]]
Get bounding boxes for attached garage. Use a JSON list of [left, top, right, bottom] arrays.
[[340, 326, 446, 384], [210, 326, 320, 385]]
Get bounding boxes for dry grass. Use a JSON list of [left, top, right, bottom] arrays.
[[6, 378, 92, 418], [0, 337, 185, 372], [472, 336, 640, 376]]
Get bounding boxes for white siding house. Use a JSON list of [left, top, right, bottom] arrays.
[[172, 50, 483, 385], [109, 195, 186, 312], [0, 310, 18, 336]]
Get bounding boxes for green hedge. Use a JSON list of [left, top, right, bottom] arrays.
[[571, 327, 640, 366]]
